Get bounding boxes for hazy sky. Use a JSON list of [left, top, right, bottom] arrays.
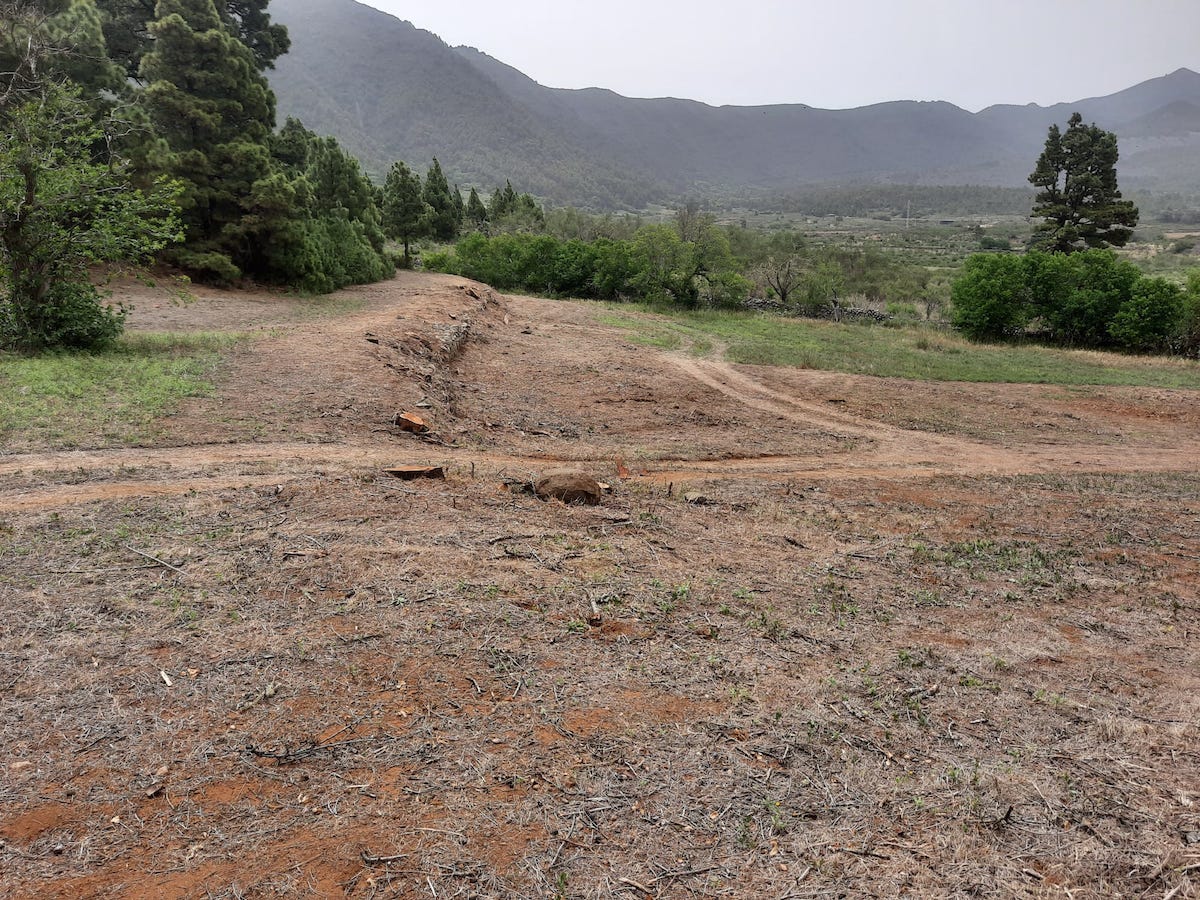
[[359, 0, 1200, 111]]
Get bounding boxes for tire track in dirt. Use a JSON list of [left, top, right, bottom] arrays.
[[663, 353, 1200, 480], [4, 431, 1200, 514], [5, 277, 1200, 515]]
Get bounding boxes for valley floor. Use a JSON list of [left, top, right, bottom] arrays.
[[1, 272, 1197, 898]]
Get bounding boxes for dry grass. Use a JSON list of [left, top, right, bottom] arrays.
[[1, 275, 1198, 898]]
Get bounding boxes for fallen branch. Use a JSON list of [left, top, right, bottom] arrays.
[[361, 850, 407, 866], [246, 736, 373, 763], [124, 545, 186, 575]]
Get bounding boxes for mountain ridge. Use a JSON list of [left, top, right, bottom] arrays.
[[268, 0, 1200, 205]]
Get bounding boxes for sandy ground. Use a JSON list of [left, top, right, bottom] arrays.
[[0, 271, 1197, 898]]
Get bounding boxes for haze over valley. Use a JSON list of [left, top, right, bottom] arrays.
[[270, 0, 1200, 206]]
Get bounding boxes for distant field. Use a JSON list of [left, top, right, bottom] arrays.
[[599, 305, 1200, 388]]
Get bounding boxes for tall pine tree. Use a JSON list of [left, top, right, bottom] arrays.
[[422, 157, 457, 241], [97, 0, 288, 80], [382, 161, 427, 267], [138, 0, 276, 279], [464, 187, 488, 230], [1029, 113, 1139, 253]]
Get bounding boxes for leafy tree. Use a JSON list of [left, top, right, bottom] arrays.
[[1036, 250, 1140, 346], [690, 223, 746, 307], [796, 258, 844, 315], [552, 239, 597, 296], [952, 249, 1185, 352], [630, 224, 693, 305], [382, 160, 426, 266], [421, 157, 457, 241], [1, 84, 180, 351], [1175, 271, 1200, 357], [589, 237, 637, 298], [1029, 112, 1139, 253]]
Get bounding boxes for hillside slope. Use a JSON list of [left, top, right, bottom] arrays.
[[268, 0, 660, 205], [269, 0, 1200, 203]]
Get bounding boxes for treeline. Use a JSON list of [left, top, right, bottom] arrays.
[[425, 210, 944, 314], [0, 0, 400, 349], [952, 251, 1200, 354], [380, 169, 545, 267]]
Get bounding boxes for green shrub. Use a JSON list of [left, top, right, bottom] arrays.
[[1109, 278, 1184, 352], [173, 249, 242, 286], [1174, 271, 1200, 357], [1044, 251, 1140, 347], [421, 250, 453, 272], [950, 253, 1031, 340], [1, 283, 126, 352]]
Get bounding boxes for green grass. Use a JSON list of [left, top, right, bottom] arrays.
[[598, 306, 1200, 388], [0, 331, 246, 449]]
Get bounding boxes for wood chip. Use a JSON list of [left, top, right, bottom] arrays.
[[394, 412, 429, 433]]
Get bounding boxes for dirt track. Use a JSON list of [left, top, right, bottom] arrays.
[[1, 272, 1197, 898], [3, 273, 1199, 510]]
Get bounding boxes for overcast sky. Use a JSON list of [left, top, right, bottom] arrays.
[[359, 0, 1200, 111]]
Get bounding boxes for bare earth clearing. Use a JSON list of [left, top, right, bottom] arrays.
[[1, 272, 1197, 898]]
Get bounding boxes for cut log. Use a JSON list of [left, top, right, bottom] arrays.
[[395, 412, 429, 433]]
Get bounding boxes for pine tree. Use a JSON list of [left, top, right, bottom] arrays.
[[1029, 112, 1139, 253], [489, 179, 518, 220], [382, 160, 427, 267], [253, 118, 389, 292], [1, 0, 124, 105], [97, 0, 289, 80], [452, 184, 464, 231], [464, 187, 488, 230], [422, 157, 457, 241], [138, 0, 277, 279]]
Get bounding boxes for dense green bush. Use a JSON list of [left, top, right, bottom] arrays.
[[952, 250, 1190, 353], [425, 227, 750, 307], [950, 254, 1032, 340], [1, 282, 126, 352], [1109, 278, 1184, 351], [1174, 271, 1200, 357]]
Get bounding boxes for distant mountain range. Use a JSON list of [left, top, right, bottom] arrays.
[[269, 0, 1200, 207]]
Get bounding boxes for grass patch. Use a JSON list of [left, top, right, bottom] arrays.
[[599, 305, 1200, 388], [292, 293, 369, 320], [0, 331, 246, 449]]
